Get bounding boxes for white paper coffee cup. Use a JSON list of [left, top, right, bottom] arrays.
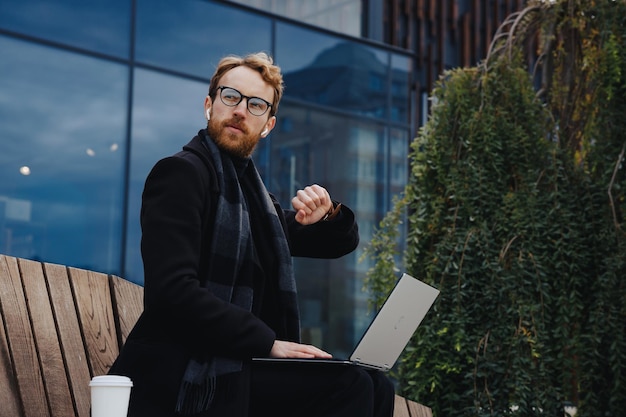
[[90, 375, 133, 417]]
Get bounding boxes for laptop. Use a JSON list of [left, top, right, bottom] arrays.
[[252, 273, 440, 372]]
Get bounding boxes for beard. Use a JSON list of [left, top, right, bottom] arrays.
[[207, 117, 260, 158]]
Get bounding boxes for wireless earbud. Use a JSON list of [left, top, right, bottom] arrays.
[[205, 109, 211, 120], [261, 129, 269, 136]]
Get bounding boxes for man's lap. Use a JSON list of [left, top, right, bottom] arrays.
[[249, 361, 394, 417]]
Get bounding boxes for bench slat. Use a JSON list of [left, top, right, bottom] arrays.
[[0, 255, 50, 416], [110, 275, 144, 347], [0, 258, 23, 415], [44, 261, 93, 417], [406, 398, 433, 417], [397, 395, 433, 417], [394, 394, 412, 417], [68, 267, 120, 379], [19, 258, 77, 417]]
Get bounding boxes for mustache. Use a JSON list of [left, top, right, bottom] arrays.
[[223, 117, 247, 134]]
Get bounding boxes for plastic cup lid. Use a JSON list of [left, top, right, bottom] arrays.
[[89, 375, 133, 387]]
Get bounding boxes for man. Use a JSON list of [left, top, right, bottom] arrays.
[[109, 52, 395, 417]]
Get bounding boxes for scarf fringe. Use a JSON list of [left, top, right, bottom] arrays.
[[175, 376, 216, 415]]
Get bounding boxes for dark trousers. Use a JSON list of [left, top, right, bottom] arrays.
[[249, 361, 395, 417]]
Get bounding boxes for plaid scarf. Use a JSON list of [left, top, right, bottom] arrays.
[[175, 132, 299, 415]]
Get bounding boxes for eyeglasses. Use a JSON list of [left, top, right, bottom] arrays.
[[217, 86, 273, 116]]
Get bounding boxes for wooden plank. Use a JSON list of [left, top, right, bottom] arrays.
[[44, 262, 92, 417], [68, 267, 119, 378], [406, 397, 433, 417], [393, 395, 433, 417], [0, 255, 50, 416], [19, 258, 76, 417], [109, 275, 143, 347], [0, 313, 23, 415], [394, 394, 412, 417], [0, 258, 23, 416]]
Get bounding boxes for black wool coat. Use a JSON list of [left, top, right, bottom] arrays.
[[109, 131, 360, 416]]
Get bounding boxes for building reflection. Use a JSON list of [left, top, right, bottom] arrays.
[[0, 0, 411, 356], [263, 42, 410, 353]]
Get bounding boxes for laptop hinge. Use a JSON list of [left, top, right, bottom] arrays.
[[354, 358, 390, 372]]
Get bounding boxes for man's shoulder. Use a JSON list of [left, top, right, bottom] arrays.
[[178, 132, 209, 162], [165, 132, 219, 193]]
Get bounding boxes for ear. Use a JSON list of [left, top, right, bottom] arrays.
[[204, 96, 212, 119], [261, 116, 276, 138]]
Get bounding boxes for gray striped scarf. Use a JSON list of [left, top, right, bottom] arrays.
[[175, 132, 299, 415]]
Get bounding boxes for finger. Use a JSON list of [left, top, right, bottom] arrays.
[[307, 185, 332, 214], [304, 184, 330, 209], [304, 345, 333, 358], [295, 188, 319, 212], [293, 343, 332, 359], [294, 209, 306, 224], [291, 193, 312, 215], [271, 341, 332, 359], [291, 185, 330, 213]]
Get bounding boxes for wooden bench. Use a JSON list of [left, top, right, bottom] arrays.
[[0, 254, 143, 417], [0, 254, 432, 417]]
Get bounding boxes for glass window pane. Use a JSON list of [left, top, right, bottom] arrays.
[[0, 0, 131, 58], [0, 36, 128, 274], [391, 54, 412, 123], [125, 68, 208, 284], [227, 0, 361, 37], [136, 0, 271, 79], [390, 128, 409, 191], [278, 23, 390, 119], [260, 102, 408, 356]]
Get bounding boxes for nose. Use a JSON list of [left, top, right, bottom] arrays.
[[232, 99, 248, 116]]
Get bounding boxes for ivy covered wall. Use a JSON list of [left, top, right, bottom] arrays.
[[364, 1, 626, 416]]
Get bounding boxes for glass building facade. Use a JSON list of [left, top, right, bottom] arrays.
[[0, 0, 413, 356]]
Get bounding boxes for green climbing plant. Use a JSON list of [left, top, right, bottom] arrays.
[[363, 1, 626, 416]]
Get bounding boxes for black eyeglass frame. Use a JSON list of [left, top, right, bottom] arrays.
[[216, 86, 273, 116]]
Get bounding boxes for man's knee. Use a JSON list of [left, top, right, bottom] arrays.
[[340, 368, 395, 417], [341, 366, 375, 395], [371, 370, 395, 397]]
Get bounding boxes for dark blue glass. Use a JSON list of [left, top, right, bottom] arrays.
[[124, 68, 208, 284], [228, 0, 362, 37], [263, 102, 409, 354], [390, 54, 412, 123], [136, 0, 271, 79], [277, 23, 391, 120], [0, 0, 131, 58], [0, 36, 128, 274]]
